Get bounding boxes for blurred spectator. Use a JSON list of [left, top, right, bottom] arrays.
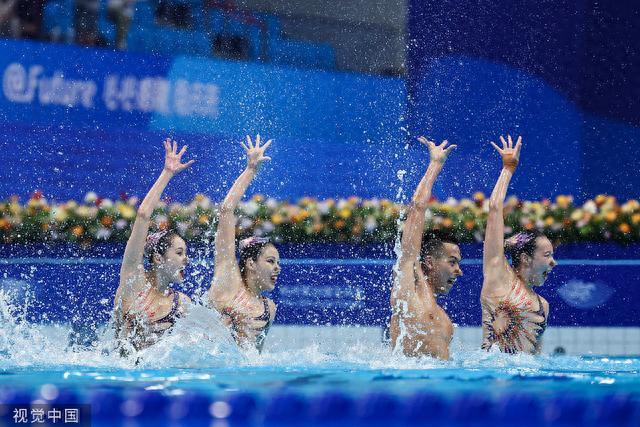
[[15, 0, 45, 39], [205, 0, 263, 59], [156, 0, 190, 28], [75, 0, 102, 45], [107, 0, 135, 49], [0, 0, 19, 38]]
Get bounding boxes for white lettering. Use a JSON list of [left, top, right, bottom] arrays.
[[173, 79, 191, 116], [37, 71, 97, 108], [3, 64, 220, 118], [2, 62, 97, 108], [103, 75, 119, 111], [3, 63, 41, 103], [102, 75, 219, 118]]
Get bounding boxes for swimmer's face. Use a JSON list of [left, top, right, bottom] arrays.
[[529, 237, 556, 287], [250, 244, 281, 292], [425, 243, 463, 295], [158, 235, 189, 283]]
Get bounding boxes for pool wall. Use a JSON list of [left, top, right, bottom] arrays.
[[264, 325, 640, 357]]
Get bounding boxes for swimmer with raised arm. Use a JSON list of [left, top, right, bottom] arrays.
[[208, 135, 279, 352], [481, 135, 556, 354], [114, 139, 195, 352], [389, 137, 463, 359]]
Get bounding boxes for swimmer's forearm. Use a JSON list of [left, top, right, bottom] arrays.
[[137, 170, 174, 218], [488, 168, 513, 212], [484, 168, 513, 265], [121, 170, 174, 273], [219, 166, 258, 214], [411, 161, 443, 207], [400, 161, 443, 262]]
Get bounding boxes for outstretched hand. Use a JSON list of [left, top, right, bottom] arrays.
[[241, 134, 272, 170], [490, 134, 522, 172], [417, 137, 457, 165], [163, 138, 195, 174]]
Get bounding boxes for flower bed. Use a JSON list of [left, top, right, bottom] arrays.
[[1, 192, 638, 244]]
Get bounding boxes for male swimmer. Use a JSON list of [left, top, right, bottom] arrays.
[[389, 137, 463, 359]]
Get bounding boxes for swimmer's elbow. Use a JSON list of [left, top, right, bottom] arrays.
[[409, 200, 429, 211], [135, 207, 152, 220], [218, 202, 236, 216], [487, 199, 503, 212], [484, 256, 504, 269]]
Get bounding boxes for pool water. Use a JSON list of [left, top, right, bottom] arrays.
[[0, 305, 639, 426]]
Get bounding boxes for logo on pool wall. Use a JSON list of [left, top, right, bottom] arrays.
[[557, 280, 614, 309]]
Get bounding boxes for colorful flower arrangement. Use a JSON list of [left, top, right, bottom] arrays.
[[1, 191, 639, 245]]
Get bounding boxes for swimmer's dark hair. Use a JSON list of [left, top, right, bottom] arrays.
[[238, 236, 274, 279], [420, 230, 459, 266], [145, 229, 181, 266], [504, 230, 545, 268]]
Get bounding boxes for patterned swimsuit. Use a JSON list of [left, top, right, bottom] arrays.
[[221, 292, 273, 352], [116, 289, 184, 354], [481, 279, 547, 354]]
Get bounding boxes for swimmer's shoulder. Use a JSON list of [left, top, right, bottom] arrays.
[[538, 294, 549, 317], [266, 297, 276, 321], [481, 264, 516, 300]]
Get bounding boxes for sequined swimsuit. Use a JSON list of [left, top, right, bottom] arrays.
[[116, 289, 184, 354], [481, 279, 547, 354], [151, 290, 182, 327], [221, 293, 273, 352], [253, 297, 273, 351]]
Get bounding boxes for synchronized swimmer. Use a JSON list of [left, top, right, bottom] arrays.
[[113, 133, 555, 359], [207, 135, 279, 352], [115, 139, 195, 353]]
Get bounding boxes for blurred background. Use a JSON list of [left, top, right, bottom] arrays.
[[0, 0, 637, 201], [0, 0, 639, 355]]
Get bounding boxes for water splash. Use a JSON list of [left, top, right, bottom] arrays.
[[0, 290, 638, 377]]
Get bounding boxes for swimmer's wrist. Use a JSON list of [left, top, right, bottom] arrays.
[[161, 168, 175, 178], [502, 158, 518, 172], [428, 159, 445, 169]]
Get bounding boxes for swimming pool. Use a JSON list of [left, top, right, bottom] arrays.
[[1, 314, 639, 426], [1, 244, 639, 426], [1, 348, 639, 425]]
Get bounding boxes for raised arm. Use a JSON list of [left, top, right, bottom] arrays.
[[120, 139, 194, 281], [393, 138, 456, 298], [210, 135, 272, 301], [398, 138, 456, 267], [483, 135, 522, 285]]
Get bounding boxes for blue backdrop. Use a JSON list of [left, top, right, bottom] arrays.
[[0, 39, 407, 202], [407, 0, 640, 202], [4, 22, 638, 205]]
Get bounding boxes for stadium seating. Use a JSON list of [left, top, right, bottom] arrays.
[[40, 0, 335, 70]]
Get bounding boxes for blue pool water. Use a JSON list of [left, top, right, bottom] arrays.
[[0, 313, 639, 426], [1, 245, 640, 425]]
